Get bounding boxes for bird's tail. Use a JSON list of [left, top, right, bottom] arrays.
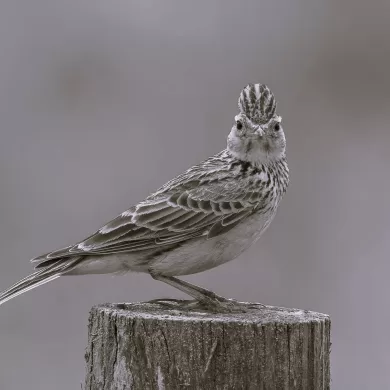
[[0, 257, 83, 306]]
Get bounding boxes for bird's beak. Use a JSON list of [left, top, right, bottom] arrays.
[[255, 127, 265, 138]]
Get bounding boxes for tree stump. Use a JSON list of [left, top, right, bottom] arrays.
[[84, 302, 330, 390]]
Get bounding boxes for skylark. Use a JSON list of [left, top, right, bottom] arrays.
[[0, 83, 289, 312]]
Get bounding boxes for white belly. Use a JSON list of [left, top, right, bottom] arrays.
[[149, 210, 275, 276]]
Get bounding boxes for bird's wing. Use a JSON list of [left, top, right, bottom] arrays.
[[31, 153, 263, 265]]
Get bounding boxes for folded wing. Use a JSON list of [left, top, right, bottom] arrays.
[[31, 156, 262, 267]]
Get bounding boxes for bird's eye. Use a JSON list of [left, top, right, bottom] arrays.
[[236, 121, 243, 130], [274, 123, 280, 131]]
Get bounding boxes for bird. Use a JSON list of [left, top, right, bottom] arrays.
[[0, 83, 289, 312]]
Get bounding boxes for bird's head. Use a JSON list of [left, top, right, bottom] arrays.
[[227, 83, 286, 164]]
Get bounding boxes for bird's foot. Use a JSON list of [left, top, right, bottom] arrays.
[[147, 274, 265, 313], [147, 296, 265, 314], [197, 294, 266, 313], [146, 298, 200, 310]]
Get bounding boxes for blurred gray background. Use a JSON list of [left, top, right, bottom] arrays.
[[0, 0, 389, 389]]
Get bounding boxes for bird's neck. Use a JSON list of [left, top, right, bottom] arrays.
[[226, 148, 286, 169]]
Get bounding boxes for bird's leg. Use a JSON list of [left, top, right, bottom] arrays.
[[149, 273, 265, 313]]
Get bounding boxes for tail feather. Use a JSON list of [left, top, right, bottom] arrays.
[[0, 256, 83, 306]]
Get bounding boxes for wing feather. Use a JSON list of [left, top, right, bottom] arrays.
[[31, 152, 265, 266]]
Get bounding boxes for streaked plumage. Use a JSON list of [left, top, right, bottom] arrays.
[[0, 83, 289, 311]]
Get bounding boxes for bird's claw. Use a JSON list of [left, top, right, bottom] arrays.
[[199, 295, 266, 313], [146, 296, 266, 314]]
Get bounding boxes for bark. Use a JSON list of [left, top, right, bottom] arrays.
[[84, 302, 330, 390]]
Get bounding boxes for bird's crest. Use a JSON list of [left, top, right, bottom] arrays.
[[238, 83, 277, 125]]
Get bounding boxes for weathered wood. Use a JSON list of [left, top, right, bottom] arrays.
[[84, 302, 330, 390]]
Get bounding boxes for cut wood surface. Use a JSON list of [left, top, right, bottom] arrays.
[[85, 302, 330, 390]]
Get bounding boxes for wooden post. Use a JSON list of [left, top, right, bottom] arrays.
[[84, 302, 330, 390]]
